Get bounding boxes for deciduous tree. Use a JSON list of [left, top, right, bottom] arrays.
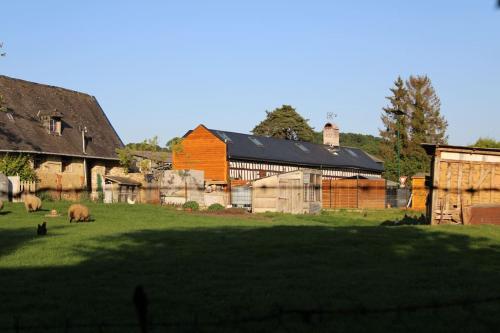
[[252, 105, 315, 142]]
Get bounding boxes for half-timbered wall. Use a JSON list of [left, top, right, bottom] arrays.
[[229, 160, 381, 181]]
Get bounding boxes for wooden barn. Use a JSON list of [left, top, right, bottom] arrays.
[[252, 169, 322, 214], [423, 144, 500, 225], [173, 124, 384, 209]]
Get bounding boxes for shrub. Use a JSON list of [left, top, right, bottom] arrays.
[[207, 203, 224, 211], [182, 201, 199, 211]]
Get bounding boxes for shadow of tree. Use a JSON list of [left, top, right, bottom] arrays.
[[380, 213, 428, 226], [1, 225, 500, 332]]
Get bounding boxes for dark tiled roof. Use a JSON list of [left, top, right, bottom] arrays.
[[208, 129, 384, 173], [0, 75, 123, 160]]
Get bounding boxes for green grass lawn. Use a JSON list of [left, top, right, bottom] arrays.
[[1, 202, 500, 332]]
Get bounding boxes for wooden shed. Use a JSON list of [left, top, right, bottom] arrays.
[[252, 169, 322, 214], [423, 144, 500, 225], [104, 176, 141, 204]]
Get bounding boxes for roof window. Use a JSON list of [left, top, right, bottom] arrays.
[[217, 131, 232, 142], [346, 148, 358, 157], [295, 142, 309, 152], [248, 137, 263, 147]]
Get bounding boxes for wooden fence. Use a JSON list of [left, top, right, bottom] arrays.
[[322, 178, 386, 209]]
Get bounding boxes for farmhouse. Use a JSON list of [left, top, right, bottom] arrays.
[[0, 75, 124, 200], [173, 124, 385, 209], [423, 144, 500, 225]]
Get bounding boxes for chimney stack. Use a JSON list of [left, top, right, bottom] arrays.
[[323, 122, 339, 147]]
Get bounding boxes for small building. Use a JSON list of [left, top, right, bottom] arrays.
[[0, 75, 125, 200], [104, 176, 141, 203], [252, 169, 322, 214], [423, 144, 500, 225], [128, 150, 172, 173], [173, 124, 384, 210]]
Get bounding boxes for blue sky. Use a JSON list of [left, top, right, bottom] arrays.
[[1, 1, 499, 146]]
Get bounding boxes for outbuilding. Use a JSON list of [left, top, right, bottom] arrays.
[[252, 169, 322, 214], [423, 144, 500, 225]]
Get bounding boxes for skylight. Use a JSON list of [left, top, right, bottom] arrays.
[[346, 148, 358, 157], [295, 142, 309, 152], [217, 131, 232, 142], [248, 136, 263, 147]]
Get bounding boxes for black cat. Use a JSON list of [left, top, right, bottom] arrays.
[[37, 222, 47, 236]]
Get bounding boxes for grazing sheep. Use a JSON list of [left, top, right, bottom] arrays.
[[37, 222, 47, 235], [24, 194, 42, 212], [68, 204, 90, 223]]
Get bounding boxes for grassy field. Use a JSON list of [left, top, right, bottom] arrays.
[[1, 202, 500, 332]]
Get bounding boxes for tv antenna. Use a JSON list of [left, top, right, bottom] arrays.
[[326, 112, 337, 121]]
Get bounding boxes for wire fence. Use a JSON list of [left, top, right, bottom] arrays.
[[3, 293, 500, 332]]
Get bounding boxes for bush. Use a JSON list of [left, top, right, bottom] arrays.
[[207, 203, 225, 211], [182, 201, 199, 211]]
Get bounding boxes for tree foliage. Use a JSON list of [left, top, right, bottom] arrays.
[[166, 137, 183, 153], [125, 136, 168, 152], [252, 105, 315, 142], [312, 131, 382, 158], [379, 75, 448, 181], [470, 137, 500, 148], [0, 154, 38, 181]]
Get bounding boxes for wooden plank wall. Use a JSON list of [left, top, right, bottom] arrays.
[[322, 179, 386, 209], [411, 176, 428, 210], [432, 160, 500, 224], [172, 125, 228, 182]]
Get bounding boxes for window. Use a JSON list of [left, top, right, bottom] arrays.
[[216, 131, 232, 142], [304, 174, 321, 202], [248, 137, 263, 147], [62, 157, 72, 173], [346, 148, 358, 158], [295, 142, 309, 152]]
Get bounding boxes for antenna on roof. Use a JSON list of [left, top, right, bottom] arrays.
[[326, 112, 337, 121]]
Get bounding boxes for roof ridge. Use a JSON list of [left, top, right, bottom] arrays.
[[0, 75, 94, 98]]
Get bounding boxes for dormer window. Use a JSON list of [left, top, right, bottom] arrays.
[[38, 109, 63, 135]]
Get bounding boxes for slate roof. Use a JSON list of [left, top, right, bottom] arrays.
[[207, 128, 384, 173], [0, 75, 123, 160]]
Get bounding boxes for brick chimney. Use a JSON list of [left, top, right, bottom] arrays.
[[323, 122, 339, 147]]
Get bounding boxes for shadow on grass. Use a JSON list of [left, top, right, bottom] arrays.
[[380, 213, 428, 226], [0, 211, 11, 215], [1, 225, 500, 332]]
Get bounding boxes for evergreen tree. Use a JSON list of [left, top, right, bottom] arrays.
[[379, 75, 448, 181], [379, 77, 410, 181], [252, 105, 315, 142]]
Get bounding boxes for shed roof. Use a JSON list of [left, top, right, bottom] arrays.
[[104, 176, 141, 186], [422, 143, 500, 156], [0, 75, 123, 160], [206, 128, 383, 173]]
